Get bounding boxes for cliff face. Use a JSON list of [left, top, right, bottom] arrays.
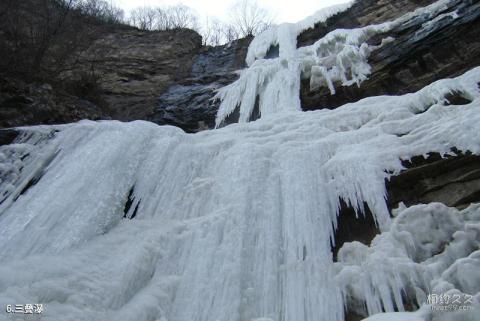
[[301, 0, 480, 110], [150, 0, 480, 132], [151, 37, 252, 132], [297, 0, 439, 46], [0, 25, 202, 127], [60, 28, 202, 121], [2, 0, 479, 132]]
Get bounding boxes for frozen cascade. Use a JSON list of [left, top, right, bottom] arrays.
[[214, 0, 462, 126], [1, 63, 480, 320]]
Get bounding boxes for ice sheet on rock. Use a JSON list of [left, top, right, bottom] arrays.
[[214, 24, 385, 126], [0, 66, 479, 321], [215, 0, 465, 126], [336, 203, 480, 320], [0, 128, 59, 214], [245, 2, 354, 66], [215, 3, 356, 126]]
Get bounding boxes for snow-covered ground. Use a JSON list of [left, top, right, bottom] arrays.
[[0, 0, 479, 320]]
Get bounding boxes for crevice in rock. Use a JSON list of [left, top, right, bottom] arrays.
[[444, 90, 472, 106], [123, 186, 140, 219], [395, 131, 411, 138], [20, 153, 30, 161], [343, 289, 418, 321], [386, 150, 480, 210], [123, 187, 134, 217], [265, 44, 279, 59], [454, 190, 480, 209], [249, 96, 261, 122], [130, 202, 140, 219], [344, 309, 365, 321], [220, 105, 241, 127], [18, 176, 41, 197], [412, 104, 434, 115], [331, 199, 380, 262], [0, 129, 19, 146]]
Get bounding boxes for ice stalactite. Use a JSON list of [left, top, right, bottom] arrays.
[[214, 3, 354, 126], [215, 0, 463, 126], [344, 203, 480, 321]]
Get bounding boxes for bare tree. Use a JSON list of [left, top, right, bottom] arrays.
[[128, 5, 198, 31], [202, 17, 224, 46], [229, 0, 275, 37], [129, 6, 157, 30], [223, 24, 240, 43], [154, 7, 170, 30], [165, 5, 199, 30], [0, 0, 124, 80], [77, 0, 124, 23]]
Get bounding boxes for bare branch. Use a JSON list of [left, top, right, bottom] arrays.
[[229, 0, 275, 37]]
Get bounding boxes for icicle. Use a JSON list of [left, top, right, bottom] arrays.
[[215, 0, 463, 126]]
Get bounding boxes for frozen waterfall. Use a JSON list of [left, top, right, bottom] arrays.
[[0, 1, 479, 321], [214, 0, 461, 126], [1, 66, 480, 320]]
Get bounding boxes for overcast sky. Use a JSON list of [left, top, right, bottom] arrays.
[[113, 0, 349, 24]]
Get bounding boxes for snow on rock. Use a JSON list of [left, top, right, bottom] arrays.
[[215, 0, 464, 126], [336, 203, 480, 319], [245, 2, 354, 66], [0, 62, 479, 321]]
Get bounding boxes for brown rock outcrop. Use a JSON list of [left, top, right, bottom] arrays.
[[387, 152, 480, 210], [61, 28, 202, 121]]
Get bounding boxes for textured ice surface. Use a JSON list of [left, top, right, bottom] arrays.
[[336, 203, 480, 320], [1, 65, 479, 320], [245, 2, 354, 66], [214, 0, 462, 126]]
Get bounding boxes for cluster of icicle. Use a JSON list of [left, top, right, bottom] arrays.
[[214, 0, 462, 126]]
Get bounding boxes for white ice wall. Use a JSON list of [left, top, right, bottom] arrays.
[[0, 66, 479, 321]]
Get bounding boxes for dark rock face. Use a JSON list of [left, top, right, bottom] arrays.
[[0, 77, 108, 128], [0, 27, 203, 128], [0, 129, 19, 146], [151, 82, 223, 133], [332, 200, 379, 262], [301, 0, 480, 110], [387, 152, 480, 210], [61, 28, 203, 121], [191, 37, 251, 78], [151, 37, 252, 132], [4, 1, 477, 132]]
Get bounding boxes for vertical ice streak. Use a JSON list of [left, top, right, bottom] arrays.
[[215, 0, 460, 126]]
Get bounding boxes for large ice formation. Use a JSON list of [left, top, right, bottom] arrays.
[[1, 65, 479, 320], [214, 0, 462, 126], [0, 1, 479, 321]]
